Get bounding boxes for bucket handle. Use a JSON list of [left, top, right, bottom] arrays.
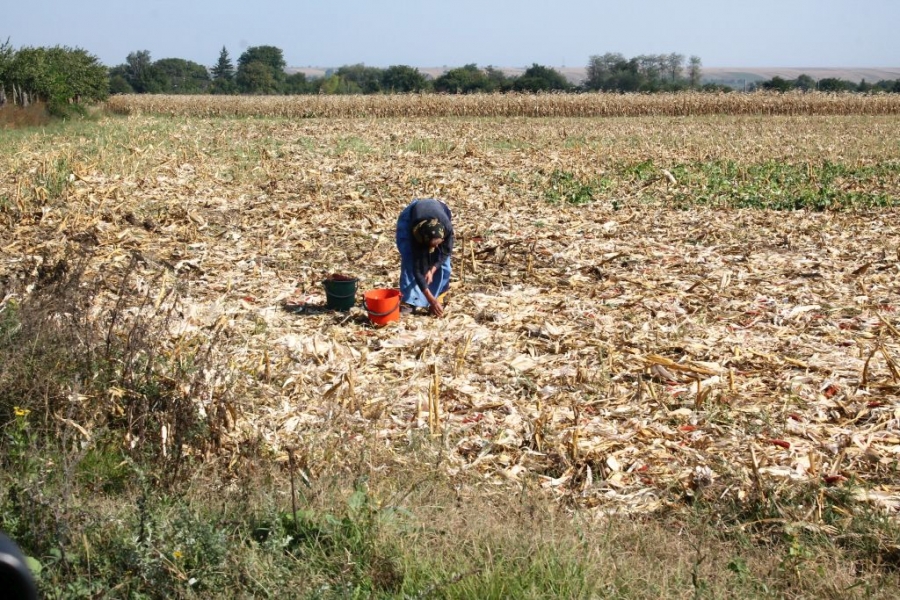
[[365, 302, 400, 318], [323, 278, 359, 299], [325, 290, 357, 299]]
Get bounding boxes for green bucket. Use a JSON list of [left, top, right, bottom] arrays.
[[322, 275, 358, 311]]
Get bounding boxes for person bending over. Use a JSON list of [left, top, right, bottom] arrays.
[[395, 198, 454, 317]]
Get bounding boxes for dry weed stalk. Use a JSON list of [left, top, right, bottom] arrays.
[[429, 363, 441, 436]]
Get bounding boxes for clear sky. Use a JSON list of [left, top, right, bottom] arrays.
[[5, 0, 899, 69]]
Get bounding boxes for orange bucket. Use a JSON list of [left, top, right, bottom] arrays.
[[364, 289, 401, 326]]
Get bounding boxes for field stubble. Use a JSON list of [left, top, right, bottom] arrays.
[[2, 109, 900, 596]]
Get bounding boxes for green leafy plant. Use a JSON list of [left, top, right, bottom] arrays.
[[668, 159, 898, 210], [544, 169, 599, 205]]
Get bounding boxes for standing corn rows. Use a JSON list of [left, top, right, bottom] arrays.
[[106, 92, 900, 119]]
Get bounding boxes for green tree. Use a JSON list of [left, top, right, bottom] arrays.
[[585, 54, 645, 91], [57, 47, 109, 103], [5, 47, 47, 105], [587, 53, 647, 91], [209, 46, 236, 93], [874, 79, 900, 93], [236, 45, 286, 93], [793, 74, 816, 91], [235, 61, 278, 94], [123, 50, 166, 93], [209, 78, 237, 94], [335, 64, 383, 93], [2, 45, 107, 113], [314, 74, 360, 94], [817, 77, 855, 92], [512, 63, 570, 92], [0, 37, 13, 104], [666, 53, 685, 83], [635, 54, 664, 83], [688, 55, 702, 89], [433, 64, 491, 93], [283, 71, 311, 94], [154, 58, 210, 93], [701, 82, 733, 93], [585, 52, 698, 92], [381, 65, 428, 92], [108, 64, 132, 93], [610, 58, 643, 92], [210, 46, 234, 81], [484, 66, 512, 92], [237, 45, 286, 72], [585, 53, 624, 90], [761, 76, 793, 92]]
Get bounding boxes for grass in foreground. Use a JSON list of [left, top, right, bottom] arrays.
[[3, 424, 900, 599]]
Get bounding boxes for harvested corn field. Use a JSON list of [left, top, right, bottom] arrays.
[[2, 109, 900, 519]]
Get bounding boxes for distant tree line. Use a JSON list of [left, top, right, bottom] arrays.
[[754, 74, 900, 93], [106, 47, 713, 95], [107, 46, 578, 96], [4, 36, 900, 109]]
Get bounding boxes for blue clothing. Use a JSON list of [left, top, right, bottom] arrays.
[[396, 199, 453, 308]]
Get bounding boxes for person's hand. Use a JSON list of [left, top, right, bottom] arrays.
[[429, 297, 444, 318], [424, 266, 436, 285]]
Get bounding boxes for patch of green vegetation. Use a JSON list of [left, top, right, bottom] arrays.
[[489, 138, 531, 151], [404, 138, 454, 154], [76, 439, 132, 494], [4, 410, 900, 598], [543, 169, 602, 205], [624, 158, 658, 182], [333, 136, 373, 155], [35, 157, 72, 202], [295, 135, 317, 151], [47, 100, 90, 120], [563, 135, 588, 149], [0, 297, 19, 336], [666, 159, 899, 210], [698, 478, 900, 588], [598, 158, 899, 210], [504, 170, 523, 184]]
